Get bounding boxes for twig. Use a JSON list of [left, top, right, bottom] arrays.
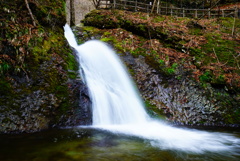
[[232, 16, 236, 36], [146, 14, 153, 49], [231, 53, 240, 70], [21, 66, 30, 82], [24, 0, 37, 27], [213, 47, 220, 63]]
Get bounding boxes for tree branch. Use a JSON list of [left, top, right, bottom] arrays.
[[24, 0, 37, 27], [92, 0, 101, 9]]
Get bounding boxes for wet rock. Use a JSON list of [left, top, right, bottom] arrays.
[[0, 52, 92, 134], [123, 54, 240, 127]]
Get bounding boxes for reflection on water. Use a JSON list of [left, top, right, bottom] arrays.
[[0, 127, 239, 161]]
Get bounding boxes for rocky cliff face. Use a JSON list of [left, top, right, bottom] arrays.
[[0, 0, 92, 134], [124, 54, 239, 126], [0, 44, 92, 133]]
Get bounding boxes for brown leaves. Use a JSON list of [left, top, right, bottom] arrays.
[[225, 73, 240, 88], [95, 9, 239, 89], [0, 54, 15, 65], [184, 36, 207, 49]]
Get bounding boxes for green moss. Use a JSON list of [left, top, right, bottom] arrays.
[[213, 74, 225, 85], [202, 34, 238, 67], [219, 17, 240, 34], [140, 16, 148, 20], [0, 61, 11, 76], [68, 71, 77, 79], [189, 28, 203, 36], [145, 101, 165, 120], [153, 16, 165, 22], [83, 26, 100, 33], [100, 36, 116, 42], [137, 24, 147, 32], [199, 71, 212, 82], [32, 0, 66, 27], [83, 10, 120, 29], [66, 53, 78, 71], [160, 63, 178, 76], [223, 107, 240, 124]]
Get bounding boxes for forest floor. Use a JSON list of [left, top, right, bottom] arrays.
[[82, 9, 240, 93]]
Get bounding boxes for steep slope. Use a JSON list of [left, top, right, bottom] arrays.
[[80, 9, 240, 126], [0, 0, 91, 133]]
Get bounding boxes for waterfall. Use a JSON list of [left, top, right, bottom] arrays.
[[64, 24, 240, 153], [64, 24, 148, 125]]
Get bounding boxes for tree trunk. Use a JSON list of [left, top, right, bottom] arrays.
[[24, 0, 36, 26], [70, 0, 75, 26]]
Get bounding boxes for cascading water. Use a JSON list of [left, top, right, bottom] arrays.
[[64, 25, 148, 125], [64, 24, 240, 154]]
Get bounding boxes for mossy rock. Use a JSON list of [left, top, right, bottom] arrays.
[[82, 10, 120, 29]]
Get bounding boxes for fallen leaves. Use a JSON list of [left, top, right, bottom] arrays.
[[87, 9, 240, 90]]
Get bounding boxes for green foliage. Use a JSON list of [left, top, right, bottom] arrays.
[[130, 47, 147, 57], [172, 63, 178, 69], [158, 59, 165, 65], [166, 68, 175, 75], [163, 63, 178, 75], [199, 71, 212, 82], [0, 62, 11, 76]]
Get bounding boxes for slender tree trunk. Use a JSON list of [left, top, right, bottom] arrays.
[[70, 0, 75, 26], [151, 0, 157, 13], [232, 17, 236, 36], [24, 0, 36, 26]]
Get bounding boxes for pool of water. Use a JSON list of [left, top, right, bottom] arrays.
[[0, 126, 239, 161]]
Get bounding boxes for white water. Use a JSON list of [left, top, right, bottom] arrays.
[[64, 24, 240, 154]]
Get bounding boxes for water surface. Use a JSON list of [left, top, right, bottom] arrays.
[[0, 127, 239, 161]]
